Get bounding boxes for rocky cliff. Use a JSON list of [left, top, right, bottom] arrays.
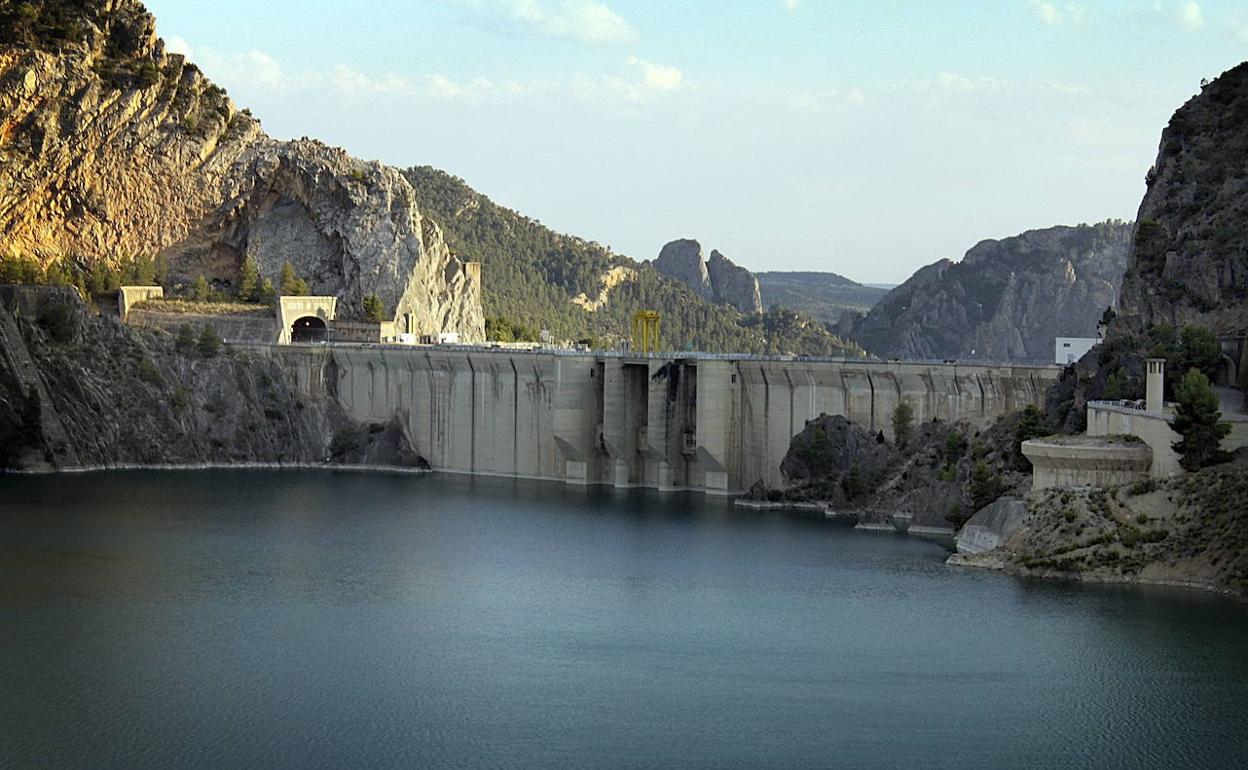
[[0, 0, 483, 338], [1119, 63, 1248, 334], [653, 239, 763, 314], [837, 222, 1130, 362], [0, 286, 417, 470]]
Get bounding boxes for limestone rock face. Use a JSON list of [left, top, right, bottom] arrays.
[[707, 249, 763, 314], [653, 239, 712, 300], [838, 222, 1130, 362], [0, 0, 483, 339], [653, 239, 763, 314], [1119, 63, 1248, 333]]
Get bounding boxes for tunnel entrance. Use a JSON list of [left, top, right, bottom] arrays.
[[291, 316, 328, 343]]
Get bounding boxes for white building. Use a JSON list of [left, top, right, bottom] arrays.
[[1055, 337, 1099, 365]]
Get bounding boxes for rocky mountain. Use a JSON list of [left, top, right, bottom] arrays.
[[1119, 63, 1248, 334], [406, 168, 861, 355], [836, 221, 1131, 362], [756, 271, 888, 324], [0, 0, 483, 338], [653, 239, 763, 314]]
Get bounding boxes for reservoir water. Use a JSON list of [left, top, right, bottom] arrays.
[[2, 470, 1246, 769]]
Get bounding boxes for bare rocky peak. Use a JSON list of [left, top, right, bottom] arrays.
[[706, 249, 764, 315], [0, 0, 483, 338], [654, 239, 712, 300], [652, 239, 763, 314], [1119, 62, 1248, 334], [838, 222, 1131, 363]]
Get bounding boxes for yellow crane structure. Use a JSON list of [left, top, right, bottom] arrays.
[[630, 310, 661, 353]]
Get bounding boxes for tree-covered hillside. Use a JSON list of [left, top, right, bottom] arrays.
[[756, 271, 889, 325], [405, 166, 863, 356]]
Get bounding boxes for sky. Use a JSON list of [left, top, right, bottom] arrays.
[[145, 0, 1248, 283]]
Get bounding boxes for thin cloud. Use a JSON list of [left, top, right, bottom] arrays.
[[453, 0, 638, 44], [1027, 1, 1089, 26], [625, 56, 682, 92], [1176, 1, 1204, 30], [780, 0, 802, 11], [573, 57, 684, 103]]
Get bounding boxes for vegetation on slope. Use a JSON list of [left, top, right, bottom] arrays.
[[405, 166, 863, 356], [756, 271, 888, 325], [967, 451, 1248, 600], [757, 406, 1051, 529]]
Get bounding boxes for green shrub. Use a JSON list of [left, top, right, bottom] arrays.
[[841, 462, 864, 500], [943, 431, 968, 466], [1127, 478, 1158, 497], [968, 460, 1004, 511], [136, 357, 163, 387], [196, 324, 221, 357], [174, 324, 196, 354]]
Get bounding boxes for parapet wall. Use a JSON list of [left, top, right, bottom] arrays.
[[260, 345, 1060, 493]]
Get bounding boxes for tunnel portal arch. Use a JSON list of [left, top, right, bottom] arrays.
[[291, 316, 328, 343]]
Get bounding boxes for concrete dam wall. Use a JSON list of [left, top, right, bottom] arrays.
[[263, 345, 1060, 494]]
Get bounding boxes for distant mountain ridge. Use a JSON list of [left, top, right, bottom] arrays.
[[756, 271, 889, 324], [835, 221, 1132, 363]]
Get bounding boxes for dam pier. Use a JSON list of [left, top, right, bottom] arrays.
[[263, 344, 1059, 494]]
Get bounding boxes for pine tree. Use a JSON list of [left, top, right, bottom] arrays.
[[279, 261, 309, 296], [258, 278, 276, 305], [175, 323, 196, 354], [192, 275, 210, 302], [238, 256, 261, 301], [363, 294, 386, 323], [197, 324, 221, 358], [891, 402, 913, 451], [1172, 368, 1230, 471], [969, 460, 1003, 511]]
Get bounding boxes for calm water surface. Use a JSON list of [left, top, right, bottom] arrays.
[[1, 470, 1246, 769]]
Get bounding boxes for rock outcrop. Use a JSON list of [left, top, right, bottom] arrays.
[[1119, 63, 1248, 334], [0, 0, 483, 338], [0, 286, 421, 470], [652, 239, 763, 314], [706, 249, 763, 315], [653, 239, 712, 300], [772, 411, 1037, 530], [837, 222, 1130, 362], [950, 452, 1248, 601]]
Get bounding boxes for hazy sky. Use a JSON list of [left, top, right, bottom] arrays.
[[146, 0, 1248, 283]]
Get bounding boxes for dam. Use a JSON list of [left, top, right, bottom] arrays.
[[263, 344, 1060, 494]]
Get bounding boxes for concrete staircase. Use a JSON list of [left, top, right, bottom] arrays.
[[0, 309, 81, 467]]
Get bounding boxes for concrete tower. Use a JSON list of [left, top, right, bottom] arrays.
[[1146, 358, 1165, 413]]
